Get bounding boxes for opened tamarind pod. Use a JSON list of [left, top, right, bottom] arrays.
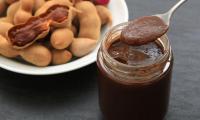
[[51, 6, 73, 28], [8, 5, 70, 49], [35, 0, 78, 28]]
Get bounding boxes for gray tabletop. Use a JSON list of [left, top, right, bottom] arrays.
[[0, 0, 199, 120]]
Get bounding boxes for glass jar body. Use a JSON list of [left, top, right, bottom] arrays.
[[97, 60, 173, 120], [97, 23, 173, 120]]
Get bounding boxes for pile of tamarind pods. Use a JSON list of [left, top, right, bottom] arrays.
[[0, 0, 112, 67]]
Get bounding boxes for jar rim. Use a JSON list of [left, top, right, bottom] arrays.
[[101, 22, 170, 69]]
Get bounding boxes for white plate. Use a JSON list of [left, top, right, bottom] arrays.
[[0, 0, 129, 75]]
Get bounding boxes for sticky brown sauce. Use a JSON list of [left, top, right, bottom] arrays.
[[108, 39, 163, 65], [121, 16, 168, 45]]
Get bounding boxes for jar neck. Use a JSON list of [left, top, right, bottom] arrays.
[[98, 22, 172, 84]]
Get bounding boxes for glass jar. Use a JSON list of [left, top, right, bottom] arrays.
[[97, 22, 173, 120]]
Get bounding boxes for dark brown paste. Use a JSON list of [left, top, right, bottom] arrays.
[[121, 16, 168, 45], [108, 40, 163, 65]]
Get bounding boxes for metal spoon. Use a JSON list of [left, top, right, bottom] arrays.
[[155, 0, 188, 26], [121, 0, 188, 45]]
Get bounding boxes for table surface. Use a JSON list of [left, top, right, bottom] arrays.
[[0, 0, 200, 120]]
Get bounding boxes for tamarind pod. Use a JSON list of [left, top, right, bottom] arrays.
[[96, 5, 112, 26], [50, 28, 74, 50], [52, 49, 72, 65], [75, 1, 101, 40], [0, 35, 20, 58], [20, 44, 52, 67], [70, 38, 97, 57]]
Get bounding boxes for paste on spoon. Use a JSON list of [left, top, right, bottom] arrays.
[[121, 16, 168, 45]]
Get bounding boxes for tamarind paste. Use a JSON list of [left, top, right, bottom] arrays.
[[97, 21, 173, 120], [121, 16, 168, 45]]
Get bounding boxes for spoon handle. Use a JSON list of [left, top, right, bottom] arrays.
[[157, 0, 188, 25], [167, 0, 188, 18]]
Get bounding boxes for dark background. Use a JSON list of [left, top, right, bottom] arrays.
[[0, 0, 199, 120]]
